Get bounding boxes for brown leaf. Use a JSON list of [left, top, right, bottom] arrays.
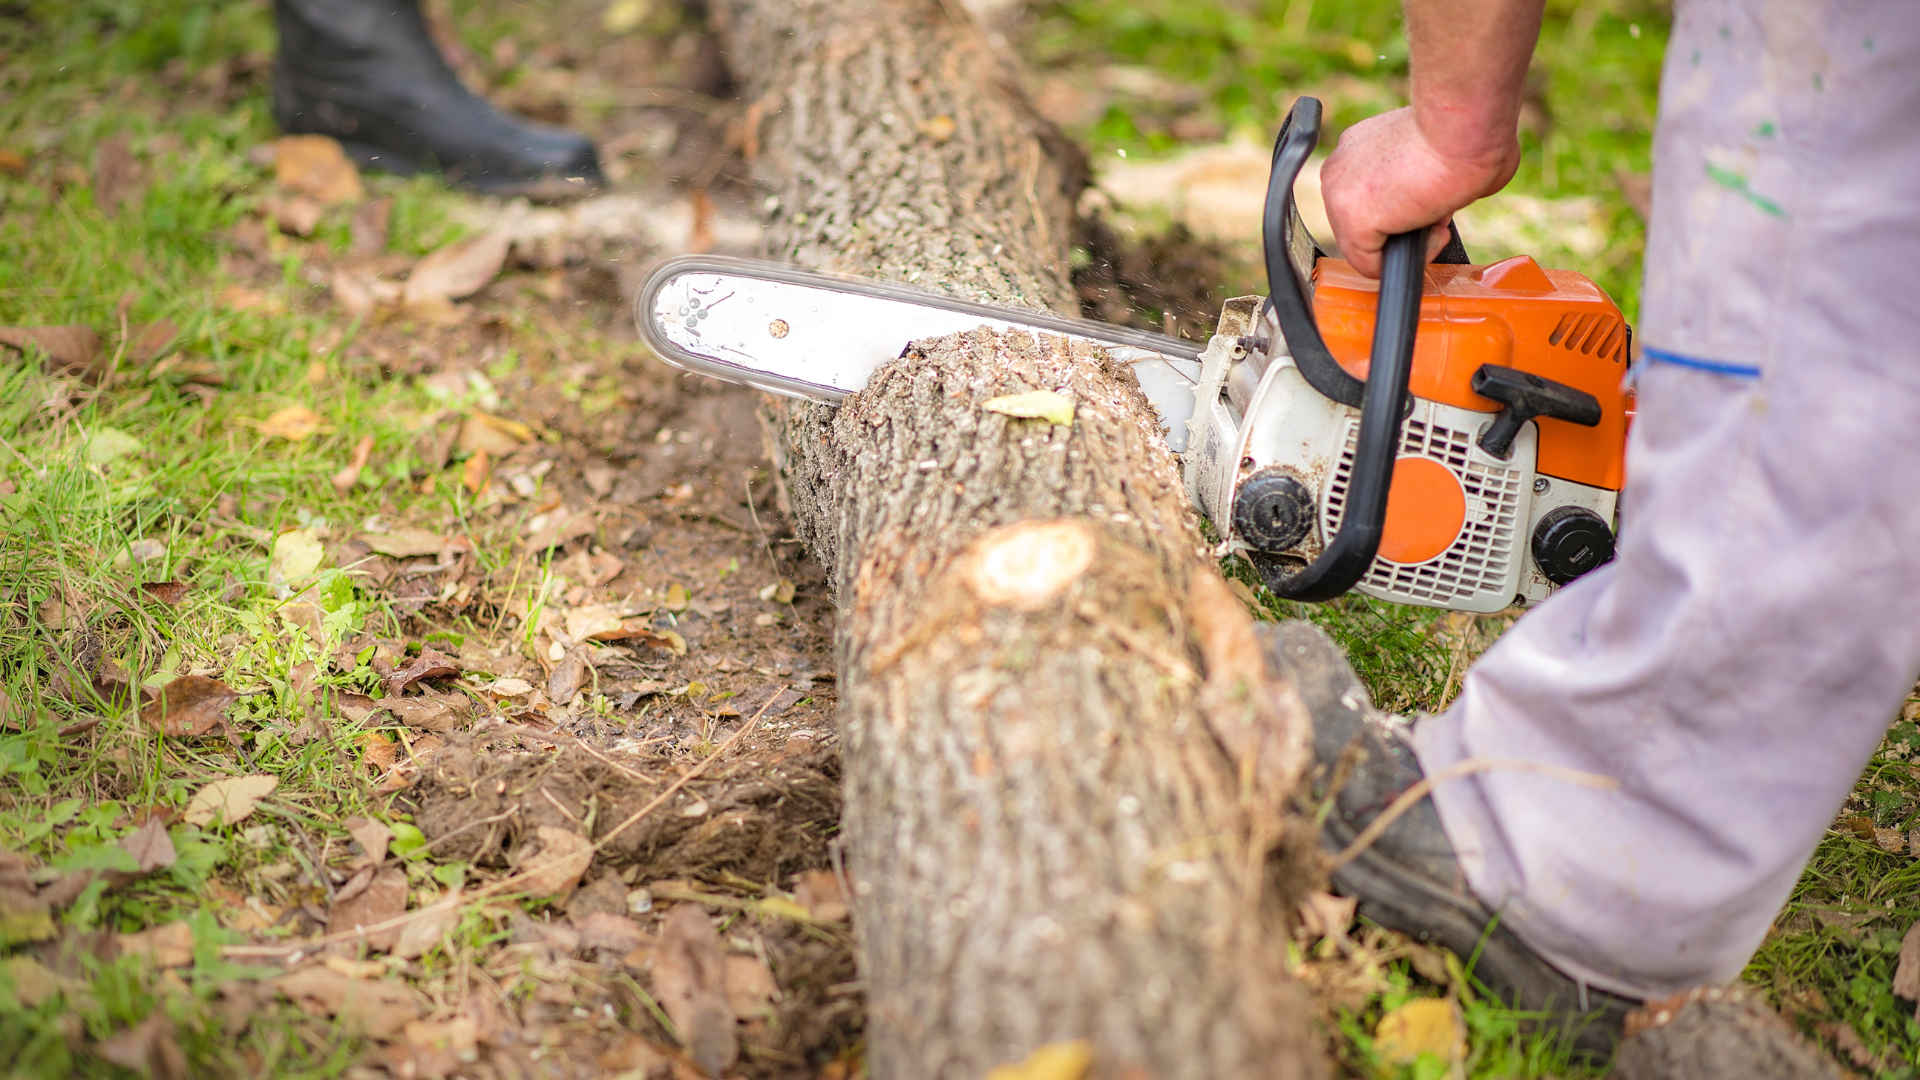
[[346, 816, 394, 868], [120, 818, 177, 874], [328, 866, 406, 951], [404, 231, 510, 306], [1893, 919, 1920, 1002], [458, 411, 532, 455], [385, 648, 461, 696], [393, 887, 463, 960], [274, 134, 364, 205], [525, 508, 597, 552], [548, 648, 589, 705], [792, 869, 848, 923], [126, 321, 178, 364], [93, 134, 145, 215], [386, 695, 459, 733], [184, 774, 278, 827], [0, 148, 24, 176], [359, 528, 447, 558], [350, 195, 392, 256], [140, 675, 238, 737], [0, 325, 102, 377], [598, 1035, 672, 1073], [271, 967, 420, 1039], [265, 193, 324, 236], [519, 826, 592, 896], [118, 921, 194, 968], [330, 433, 374, 495], [564, 603, 626, 642], [575, 911, 649, 954], [462, 448, 491, 494], [362, 733, 401, 775], [725, 954, 777, 1016], [653, 904, 738, 1077], [251, 405, 325, 442], [94, 1009, 187, 1080], [139, 581, 189, 606]]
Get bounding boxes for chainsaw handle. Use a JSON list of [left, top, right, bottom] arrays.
[[1256, 228, 1427, 602], [1261, 96, 1367, 410]]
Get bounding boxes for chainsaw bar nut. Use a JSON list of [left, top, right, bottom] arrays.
[[1233, 469, 1316, 553]]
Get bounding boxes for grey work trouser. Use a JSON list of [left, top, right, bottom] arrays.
[[1414, 0, 1920, 999]]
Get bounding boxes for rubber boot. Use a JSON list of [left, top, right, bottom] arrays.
[[1259, 619, 1640, 1060], [272, 0, 603, 196]]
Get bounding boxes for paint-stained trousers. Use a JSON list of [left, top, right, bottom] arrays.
[[1413, 0, 1920, 999]]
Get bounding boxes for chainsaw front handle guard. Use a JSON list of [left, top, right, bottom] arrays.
[[1259, 229, 1427, 602]]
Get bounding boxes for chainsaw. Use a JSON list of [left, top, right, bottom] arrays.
[[634, 97, 1630, 615]]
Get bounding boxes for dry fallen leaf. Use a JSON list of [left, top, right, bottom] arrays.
[[274, 134, 364, 205], [917, 113, 958, 143], [792, 869, 849, 923], [265, 193, 324, 236], [633, 627, 688, 657], [139, 581, 189, 606], [598, 1035, 672, 1074], [725, 953, 777, 1016], [0, 149, 24, 176], [404, 231, 510, 307], [458, 410, 532, 455], [126, 320, 179, 364], [981, 1040, 1095, 1080], [218, 284, 285, 315], [329, 866, 406, 951], [140, 675, 238, 737], [663, 583, 691, 611], [0, 325, 102, 377], [272, 966, 420, 1039], [519, 826, 592, 896], [183, 774, 278, 827], [757, 578, 796, 604], [1, 956, 62, 1007], [489, 677, 535, 698], [575, 911, 650, 954], [566, 604, 628, 643], [385, 695, 457, 733], [462, 448, 491, 494], [94, 1009, 187, 1080], [92, 134, 145, 215], [1295, 891, 1357, 944], [982, 389, 1075, 426], [350, 195, 392, 256], [1373, 998, 1464, 1065], [251, 405, 326, 442], [120, 818, 178, 874], [385, 648, 461, 696], [525, 508, 597, 552], [393, 886, 463, 960], [118, 921, 194, 968], [359, 528, 447, 559], [654, 904, 738, 1078], [331, 433, 374, 495], [548, 649, 590, 705], [1893, 919, 1920, 1005], [345, 816, 394, 868]]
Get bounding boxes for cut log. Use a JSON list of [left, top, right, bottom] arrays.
[[712, 2, 1325, 1075]]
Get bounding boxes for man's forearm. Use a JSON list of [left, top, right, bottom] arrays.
[[1404, 0, 1546, 170]]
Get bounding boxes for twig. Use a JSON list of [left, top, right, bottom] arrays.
[[1327, 758, 1619, 870], [743, 474, 778, 574], [417, 805, 520, 857]]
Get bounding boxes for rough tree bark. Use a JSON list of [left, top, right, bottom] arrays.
[[711, 2, 1326, 1076]]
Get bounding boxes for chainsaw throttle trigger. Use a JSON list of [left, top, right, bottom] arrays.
[[1469, 365, 1604, 460]]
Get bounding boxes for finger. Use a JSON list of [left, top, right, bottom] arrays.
[[1423, 220, 1454, 264]]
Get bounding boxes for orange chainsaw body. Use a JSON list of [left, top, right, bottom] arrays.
[[1311, 254, 1631, 492]]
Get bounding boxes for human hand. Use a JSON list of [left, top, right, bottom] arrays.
[[1319, 106, 1521, 278]]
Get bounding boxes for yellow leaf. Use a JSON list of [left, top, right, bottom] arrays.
[[983, 1040, 1095, 1080], [184, 774, 279, 827], [1373, 998, 1464, 1065], [982, 390, 1075, 426], [755, 896, 813, 923], [663, 583, 690, 611], [252, 405, 326, 442], [601, 0, 649, 33], [270, 527, 325, 588]]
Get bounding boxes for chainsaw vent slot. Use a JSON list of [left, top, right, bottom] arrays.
[[1549, 312, 1623, 359], [1323, 416, 1526, 606]]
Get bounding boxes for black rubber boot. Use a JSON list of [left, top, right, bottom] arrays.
[[272, 0, 603, 197], [1258, 619, 1640, 1060]]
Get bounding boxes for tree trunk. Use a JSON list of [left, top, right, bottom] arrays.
[[712, 3, 1326, 1076]]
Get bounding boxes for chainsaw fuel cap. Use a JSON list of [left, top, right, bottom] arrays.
[[1233, 469, 1315, 552]]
